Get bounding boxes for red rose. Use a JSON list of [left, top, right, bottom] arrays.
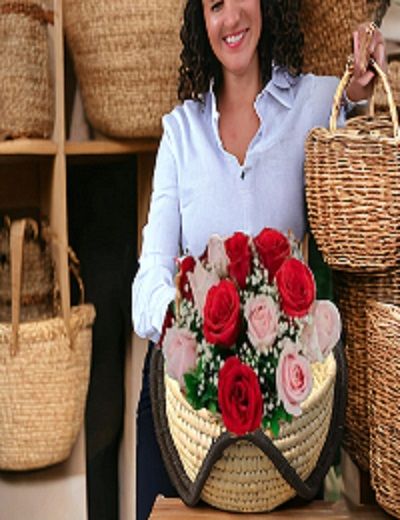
[[224, 232, 251, 289], [218, 357, 263, 435], [203, 279, 240, 347], [275, 258, 316, 318], [253, 228, 291, 282], [177, 256, 196, 300]]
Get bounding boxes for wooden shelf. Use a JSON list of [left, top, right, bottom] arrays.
[[0, 139, 57, 156], [65, 138, 159, 156], [150, 497, 391, 519]]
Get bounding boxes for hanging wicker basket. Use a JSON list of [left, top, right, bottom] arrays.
[[301, 0, 389, 76], [150, 344, 346, 513], [305, 60, 400, 273], [0, 1, 55, 140], [367, 301, 400, 519], [333, 269, 400, 471], [63, 0, 183, 138], [0, 219, 95, 471]]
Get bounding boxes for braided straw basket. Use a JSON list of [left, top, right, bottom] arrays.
[[305, 60, 400, 272], [367, 301, 400, 519], [150, 345, 346, 513], [0, 220, 95, 471], [333, 269, 400, 471], [63, 0, 183, 138], [301, 0, 389, 76], [0, 1, 54, 139]]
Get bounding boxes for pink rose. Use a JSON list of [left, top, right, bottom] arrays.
[[207, 234, 229, 277], [163, 326, 197, 388], [244, 295, 279, 354], [313, 300, 341, 359], [276, 339, 313, 416], [187, 259, 219, 314], [299, 320, 321, 363]]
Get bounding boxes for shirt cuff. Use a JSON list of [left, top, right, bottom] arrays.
[[342, 89, 369, 114]]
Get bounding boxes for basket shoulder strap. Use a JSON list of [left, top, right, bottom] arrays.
[[10, 219, 28, 356]]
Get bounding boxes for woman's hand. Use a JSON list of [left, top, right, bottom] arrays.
[[346, 22, 387, 102]]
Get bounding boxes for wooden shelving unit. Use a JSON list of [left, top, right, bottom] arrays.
[[0, 139, 57, 156]]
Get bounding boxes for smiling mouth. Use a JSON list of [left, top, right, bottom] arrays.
[[223, 29, 248, 48]]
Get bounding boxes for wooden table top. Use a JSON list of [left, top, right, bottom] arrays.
[[150, 496, 391, 519]]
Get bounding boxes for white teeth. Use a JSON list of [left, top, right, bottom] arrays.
[[225, 31, 244, 45]]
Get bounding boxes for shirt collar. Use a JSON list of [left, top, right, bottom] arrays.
[[208, 64, 299, 117]]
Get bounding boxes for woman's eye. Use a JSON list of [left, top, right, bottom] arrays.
[[211, 1, 223, 12]]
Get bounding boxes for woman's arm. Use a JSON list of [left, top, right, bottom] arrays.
[[132, 127, 180, 343]]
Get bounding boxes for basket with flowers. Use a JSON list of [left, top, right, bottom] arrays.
[[150, 227, 346, 513]]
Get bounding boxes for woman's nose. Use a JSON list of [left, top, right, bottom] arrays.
[[224, 0, 241, 29]]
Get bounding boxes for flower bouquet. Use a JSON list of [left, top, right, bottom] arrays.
[[150, 228, 347, 512]]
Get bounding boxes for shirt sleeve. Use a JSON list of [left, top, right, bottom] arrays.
[[132, 124, 180, 342]]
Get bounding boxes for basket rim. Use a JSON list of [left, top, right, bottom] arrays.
[[150, 342, 347, 509]]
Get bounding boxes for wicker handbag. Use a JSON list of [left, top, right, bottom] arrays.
[[0, 1, 54, 140], [333, 269, 400, 471], [367, 301, 400, 519], [0, 219, 95, 471], [301, 0, 389, 76], [150, 343, 346, 513], [63, 0, 183, 138], [305, 60, 400, 273]]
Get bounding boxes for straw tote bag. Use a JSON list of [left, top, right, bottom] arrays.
[[300, 0, 389, 77], [63, 0, 183, 138], [0, 0, 54, 139], [305, 60, 400, 273], [0, 219, 95, 471], [150, 343, 346, 513]]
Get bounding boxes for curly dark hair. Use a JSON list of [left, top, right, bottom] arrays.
[[178, 0, 304, 102]]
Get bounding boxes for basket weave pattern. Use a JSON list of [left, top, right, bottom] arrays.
[[165, 354, 336, 512], [0, 304, 95, 470], [367, 301, 400, 518], [64, 0, 182, 138], [0, 1, 54, 139]]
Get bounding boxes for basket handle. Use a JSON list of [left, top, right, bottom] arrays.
[[329, 59, 399, 138]]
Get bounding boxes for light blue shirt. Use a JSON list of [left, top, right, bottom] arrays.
[[132, 66, 343, 342]]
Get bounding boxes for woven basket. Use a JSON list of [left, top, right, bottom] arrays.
[[150, 345, 346, 513], [367, 301, 400, 519], [0, 219, 95, 470], [374, 59, 400, 111], [63, 0, 183, 138], [301, 0, 389, 76], [0, 1, 54, 140], [333, 269, 400, 471], [305, 60, 400, 273], [0, 218, 56, 322]]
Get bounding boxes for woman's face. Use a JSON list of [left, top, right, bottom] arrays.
[[202, 0, 262, 80]]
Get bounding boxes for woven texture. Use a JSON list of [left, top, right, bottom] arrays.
[[301, 0, 389, 76], [367, 301, 400, 519], [164, 354, 336, 512], [0, 220, 56, 322], [305, 62, 400, 273], [374, 60, 400, 111], [64, 0, 183, 138], [333, 269, 400, 471], [0, 1, 54, 139], [0, 304, 95, 470]]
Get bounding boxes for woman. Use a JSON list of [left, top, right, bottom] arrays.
[[132, 1, 385, 518]]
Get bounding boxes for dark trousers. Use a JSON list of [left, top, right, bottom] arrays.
[[136, 346, 178, 520]]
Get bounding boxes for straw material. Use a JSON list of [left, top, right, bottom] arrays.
[[367, 301, 400, 519], [0, 220, 56, 322], [333, 269, 400, 471], [0, 304, 95, 470], [306, 61, 400, 272], [374, 60, 400, 111], [64, 0, 183, 138], [164, 354, 336, 512], [0, 1, 54, 139], [301, 0, 389, 76]]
